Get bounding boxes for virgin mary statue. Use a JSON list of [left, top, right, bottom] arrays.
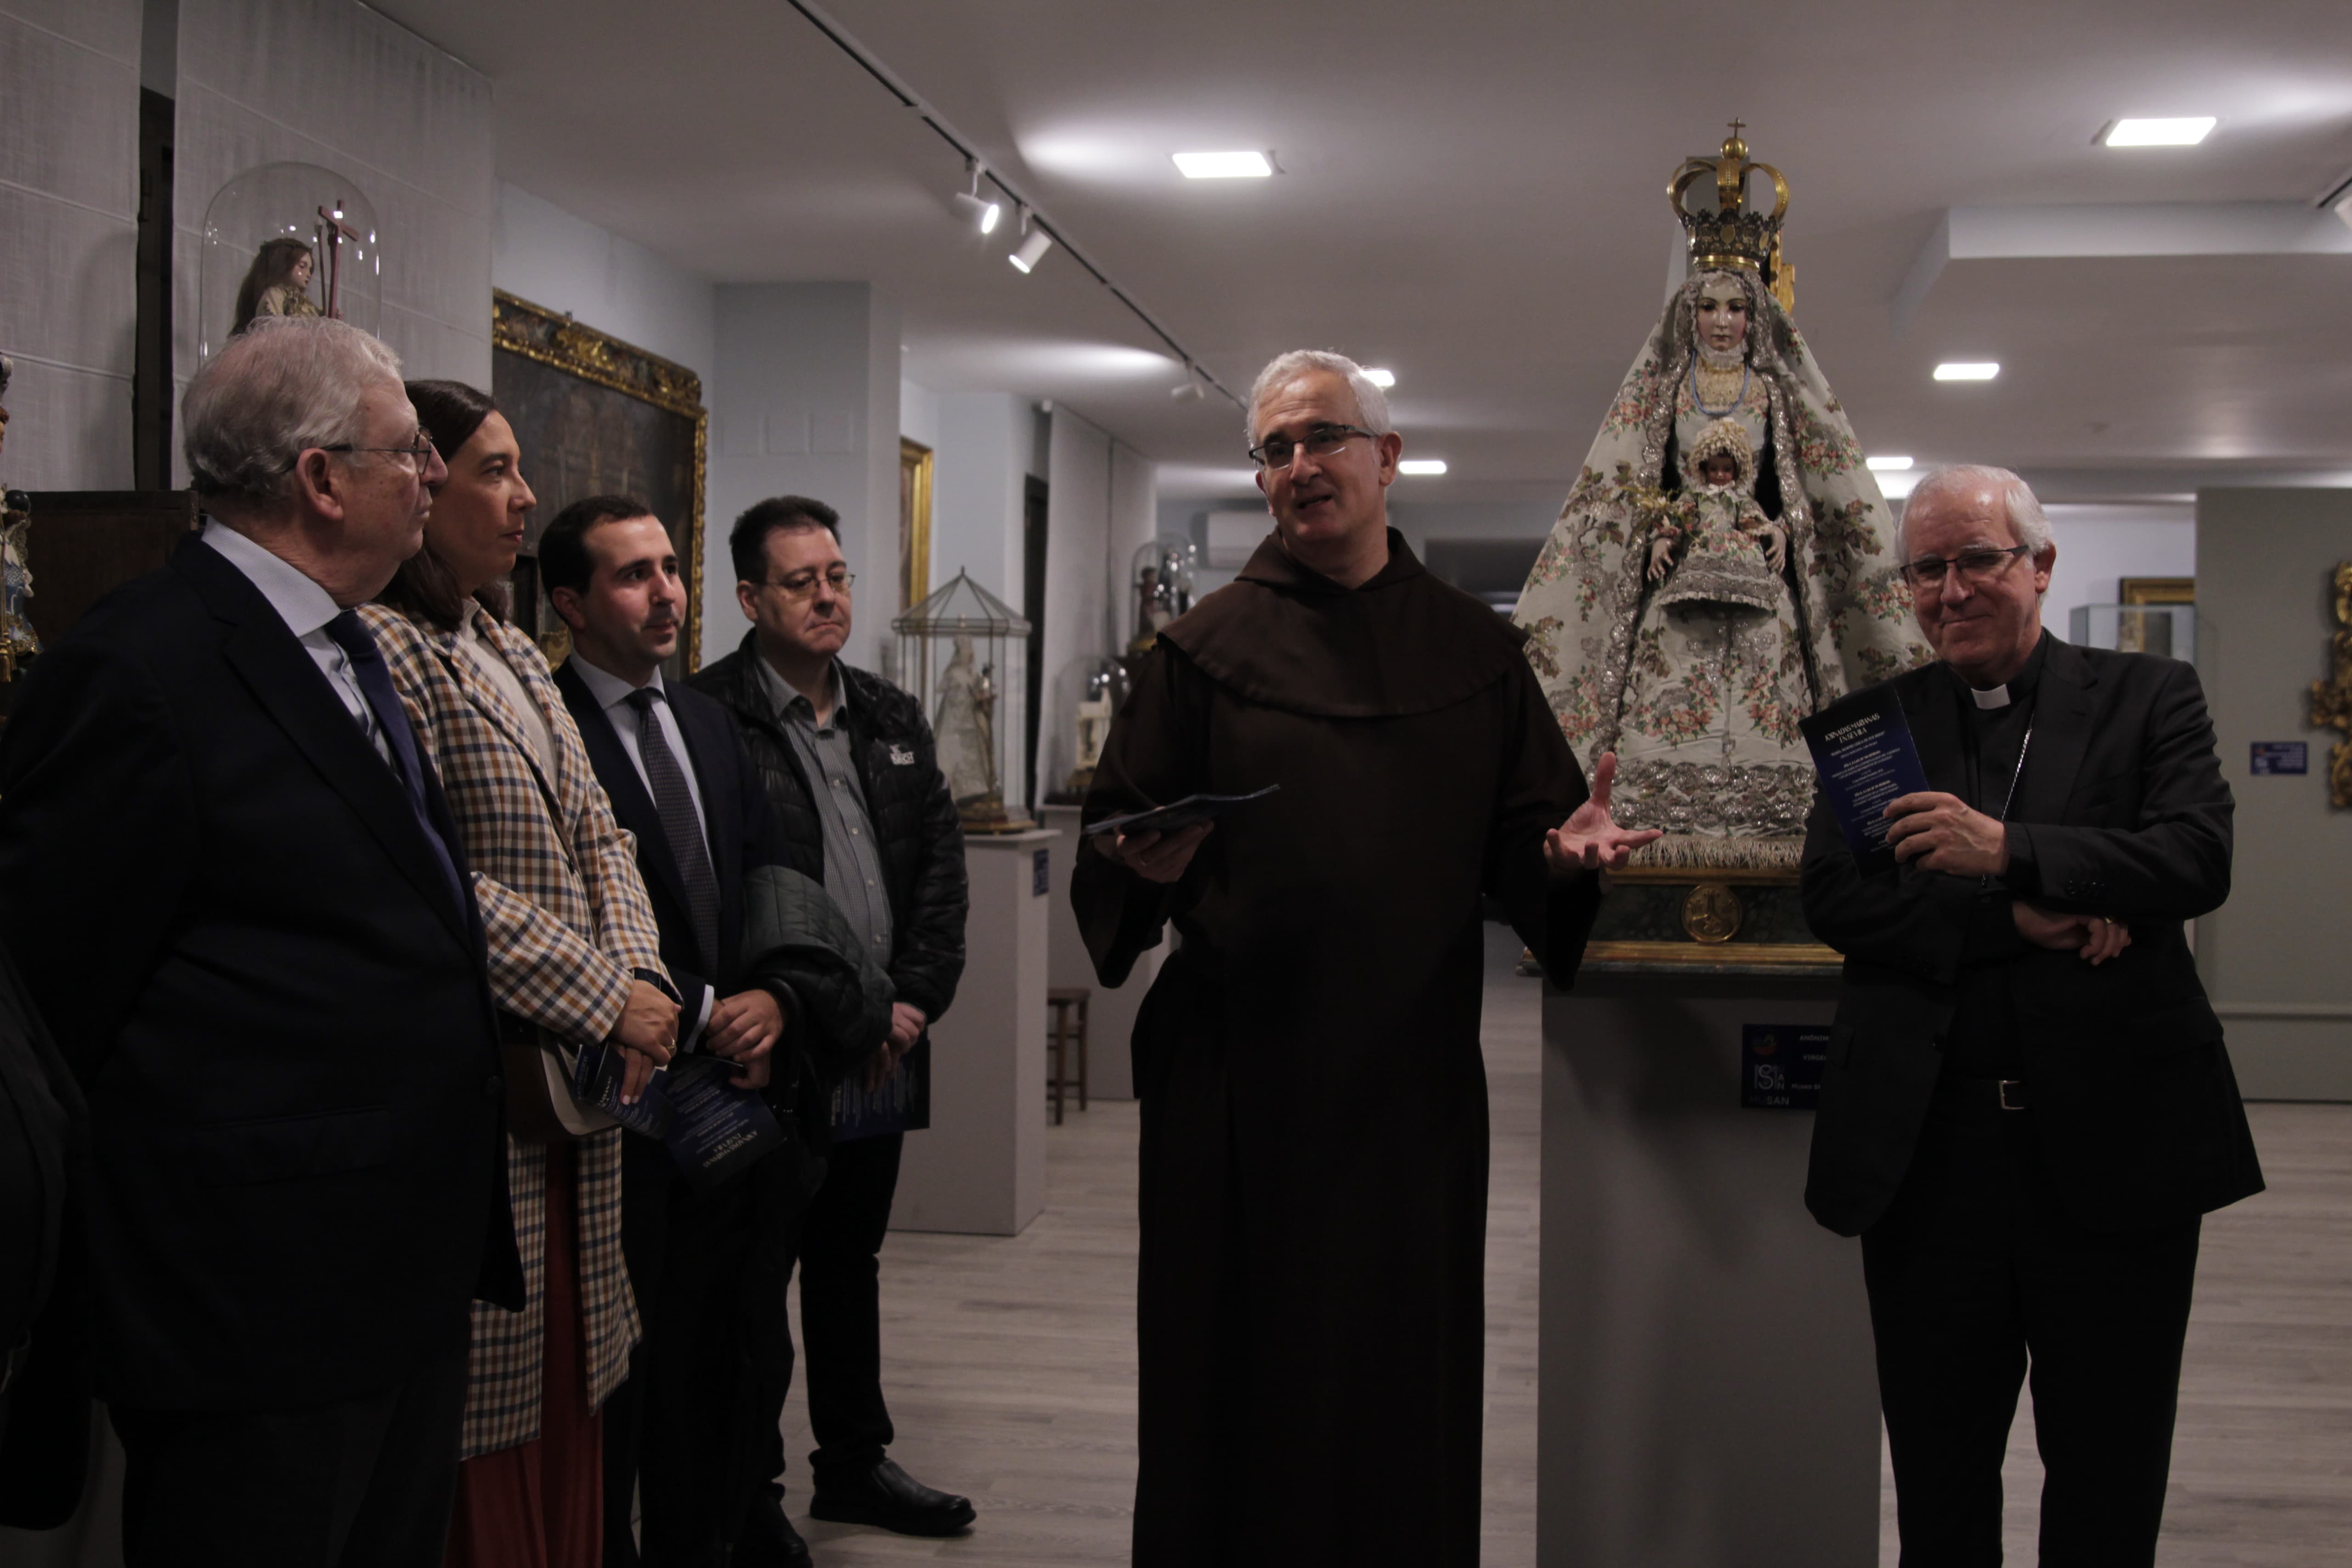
[[1513, 128, 1928, 867]]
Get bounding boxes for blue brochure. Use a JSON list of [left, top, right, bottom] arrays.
[[831, 1034, 932, 1144], [571, 1042, 673, 1138], [1799, 685, 1930, 875], [658, 1055, 785, 1194]]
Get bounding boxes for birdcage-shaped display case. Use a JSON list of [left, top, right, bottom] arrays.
[[198, 163, 384, 365], [1043, 654, 1130, 805], [1127, 535, 1198, 657], [894, 570, 1034, 832]]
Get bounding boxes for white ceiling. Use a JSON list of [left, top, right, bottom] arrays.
[[378, 0, 2352, 503]]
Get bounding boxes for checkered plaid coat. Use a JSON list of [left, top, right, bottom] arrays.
[[362, 601, 663, 1458]]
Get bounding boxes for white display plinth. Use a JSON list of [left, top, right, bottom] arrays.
[[890, 828, 1055, 1236], [1039, 803, 1166, 1100], [1539, 971, 1877, 1568]]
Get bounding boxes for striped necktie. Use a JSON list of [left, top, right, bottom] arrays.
[[626, 686, 721, 974]]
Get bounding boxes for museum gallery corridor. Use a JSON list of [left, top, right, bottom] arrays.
[[767, 927, 2352, 1567]]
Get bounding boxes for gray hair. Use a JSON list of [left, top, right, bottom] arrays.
[[183, 316, 405, 509], [1899, 464, 2053, 563], [1245, 349, 1393, 441]]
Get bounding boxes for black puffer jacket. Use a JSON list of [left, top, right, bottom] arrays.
[[692, 631, 968, 1024]]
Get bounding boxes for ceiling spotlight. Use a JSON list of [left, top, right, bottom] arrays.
[[1363, 368, 1396, 388], [1866, 455, 1915, 472], [951, 158, 1001, 233], [1008, 207, 1053, 274], [1397, 459, 1447, 476], [1173, 150, 1274, 179], [1933, 362, 2000, 381], [2102, 117, 2216, 147]]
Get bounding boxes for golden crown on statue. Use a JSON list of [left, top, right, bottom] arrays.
[[1669, 122, 1796, 312]]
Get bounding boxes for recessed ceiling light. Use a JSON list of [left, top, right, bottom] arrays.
[[2102, 117, 2216, 147], [1174, 150, 1273, 179], [1933, 362, 2000, 382], [1363, 368, 1396, 388], [1866, 455, 1914, 472], [1398, 459, 1447, 476]]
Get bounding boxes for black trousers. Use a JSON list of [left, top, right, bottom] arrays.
[[110, 1312, 471, 1568], [602, 1132, 766, 1568], [751, 1129, 903, 1496], [1862, 1090, 2202, 1568]]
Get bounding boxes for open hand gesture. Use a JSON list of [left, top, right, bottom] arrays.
[[1544, 752, 1665, 876]]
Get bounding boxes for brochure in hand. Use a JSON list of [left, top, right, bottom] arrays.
[[573, 1043, 785, 1193], [1798, 685, 1931, 875], [1080, 784, 1280, 839]]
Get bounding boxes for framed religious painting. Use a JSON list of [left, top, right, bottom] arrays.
[[490, 290, 707, 675]]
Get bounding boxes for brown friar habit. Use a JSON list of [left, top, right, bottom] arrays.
[[1074, 530, 1602, 1568]]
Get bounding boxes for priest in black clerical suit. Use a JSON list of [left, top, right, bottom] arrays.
[[538, 495, 797, 1568], [1801, 465, 2262, 1568], [1075, 351, 1658, 1568]]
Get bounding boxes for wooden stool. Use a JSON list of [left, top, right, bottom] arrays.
[[1046, 986, 1091, 1126]]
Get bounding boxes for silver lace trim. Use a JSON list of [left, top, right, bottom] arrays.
[[1613, 760, 1816, 837]]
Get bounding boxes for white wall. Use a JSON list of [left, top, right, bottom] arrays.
[[1037, 407, 1155, 803], [2039, 504, 2197, 635], [704, 282, 898, 673], [899, 375, 939, 452], [170, 0, 496, 484], [928, 391, 1029, 610], [0, 0, 141, 489], [492, 182, 714, 378], [2194, 488, 2352, 1100]]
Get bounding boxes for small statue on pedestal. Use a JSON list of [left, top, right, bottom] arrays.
[[231, 238, 321, 336], [933, 633, 1005, 823]]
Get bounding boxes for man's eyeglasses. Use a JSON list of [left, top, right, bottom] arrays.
[[319, 433, 437, 475], [760, 569, 856, 599], [1900, 544, 2032, 591], [1247, 423, 1376, 471]]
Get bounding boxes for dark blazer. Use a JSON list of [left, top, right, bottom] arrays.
[[691, 632, 967, 1023], [1801, 637, 2263, 1238], [0, 534, 520, 1413], [554, 658, 783, 1022]]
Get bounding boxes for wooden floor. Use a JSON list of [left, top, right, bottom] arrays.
[[774, 928, 2352, 1566]]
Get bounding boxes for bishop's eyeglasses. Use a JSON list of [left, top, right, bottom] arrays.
[[1247, 423, 1377, 471], [1900, 544, 2032, 591]]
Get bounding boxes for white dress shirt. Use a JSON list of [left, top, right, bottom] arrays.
[[199, 519, 389, 764], [569, 651, 716, 1047]]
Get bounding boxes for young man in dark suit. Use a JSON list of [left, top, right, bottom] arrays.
[[0, 317, 520, 1568], [541, 494, 799, 1568], [1802, 464, 2264, 1568]]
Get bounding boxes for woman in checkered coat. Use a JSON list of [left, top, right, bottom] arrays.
[[365, 381, 675, 1568]]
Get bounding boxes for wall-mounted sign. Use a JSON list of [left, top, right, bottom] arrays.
[[2250, 742, 2309, 776], [1741, 1024, 1828, 1109], [1034, 847, 1051, 897]]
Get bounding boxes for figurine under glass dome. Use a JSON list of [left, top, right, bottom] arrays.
[[893, 569, 1034, 832]]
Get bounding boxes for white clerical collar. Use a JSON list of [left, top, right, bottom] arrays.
[[1970, 684, 2013, 710]]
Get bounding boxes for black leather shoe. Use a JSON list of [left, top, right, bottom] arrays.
[[736, 1483, 814, 1568], [808, 1459, 977, 1537]]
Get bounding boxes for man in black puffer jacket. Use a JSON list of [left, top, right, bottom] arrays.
[[690, 495, 973, 1555]]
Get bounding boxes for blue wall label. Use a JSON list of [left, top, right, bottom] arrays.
[[1034, 847, 1052, 896], [2250, 742, 2308, 776], [1742, 1025, 1828, 1110]]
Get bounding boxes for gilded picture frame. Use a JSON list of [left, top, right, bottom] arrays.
[[900, 436, 934, 612], [490, 289, 708, 673], [2120, 577, 2194, 606]]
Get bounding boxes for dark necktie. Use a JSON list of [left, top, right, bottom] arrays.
[[627, 686, 721, 974], [323, 610, 466, 911]]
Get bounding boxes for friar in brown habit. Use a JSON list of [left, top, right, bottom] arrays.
[[1074, 351, 1662, 1567]]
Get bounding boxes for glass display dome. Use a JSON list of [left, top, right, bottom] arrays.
[[198, 163, 383, 364], [893, 569, 1034, 832], [1126, 535, 1199, 657], [1043, 654, 1130, 804]]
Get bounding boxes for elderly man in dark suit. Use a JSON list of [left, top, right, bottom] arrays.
[[542, 494, 797, 1568], [1802, 464, 2263, 1568], [0, 316, 520, 1568]]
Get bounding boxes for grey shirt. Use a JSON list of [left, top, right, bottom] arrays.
[[756, 653, 895, 968]]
